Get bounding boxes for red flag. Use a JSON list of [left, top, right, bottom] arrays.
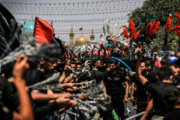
[[175, 12, 180, 24], [33, 17, 54, 46], [146, 22, 155, 35], [165, 17, 172, 32], [149, 22, 155, 35], [107, 47, 113, 51], [122, 26, 129, 39], [64, 52, 68, 61], [146, 22, 152, 35], [151, 21, 160, 35], [146, 22, 160, 35], [129, 19, 135, 38], [169, 26, 180, 33], [133, 30, 141, 40], [99, 43, 105, 49]]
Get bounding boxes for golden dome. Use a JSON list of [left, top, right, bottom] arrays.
[[75, 35, 89, 45]]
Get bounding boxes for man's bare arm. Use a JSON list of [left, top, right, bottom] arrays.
[[140, 99, 153, 120], [130, 82, 135, 101], [136, 52, 148, 85], [13, 56, 34, 120], [124, 81, 129, 102], [101, 80, 108, 98], [31, 90, 71, 102]]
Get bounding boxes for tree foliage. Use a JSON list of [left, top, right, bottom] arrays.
[[129, 0, 180, 49]]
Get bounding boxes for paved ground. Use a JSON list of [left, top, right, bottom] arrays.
[[124, 101, 137, 120]]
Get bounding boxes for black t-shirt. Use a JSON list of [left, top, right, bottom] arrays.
[[0, 104, 13, 120], [0, 76, 19, 111], [174, 74, 180, 86], [164, 108, 180, 120], [144, 82, 177, 114], [132, 71, 157, 102], [132, 75, 148, 102], [90, 70, 104, 84], [25, 90, 59, 120], [65, 70, 72, 78], [0, 76, 18, 120], [104, 71, 126, 99]]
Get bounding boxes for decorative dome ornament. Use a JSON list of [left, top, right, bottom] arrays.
[[75, 35, 89, 46], [22, 20, 35, 36], [75, 27, 89, 46]]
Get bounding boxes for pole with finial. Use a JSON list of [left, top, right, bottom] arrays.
[[69, 27, 74, 46], [90, 29, 95, 40]]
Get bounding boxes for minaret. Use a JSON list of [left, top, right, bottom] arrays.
[[69, 27, 74, 46], [90, 29, 95, 40]]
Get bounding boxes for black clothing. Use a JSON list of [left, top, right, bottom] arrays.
[[26, 69, 54, 86], [25, 69, 61, 120], [65, 70, 71, 78], [28, 90, 60, 120], [0, 75, 59, 120], [144, 82, 177, 115], [0, 4, 20, 58], [0, 76, 19, 110], [0, 76, 19, 120], [33, 101, 59, 120], [90, 70, 104, 84], [164, 108, 180, 120], [104, 71, 126, 120], [0, 105, 13, 120], [132, 75, 148, 112], [100, 104, 114, 120], [132, 71, 156, 113], [174, 74, 180, 86], [111, 98, 125, 120], [104, 71, 126, 99]]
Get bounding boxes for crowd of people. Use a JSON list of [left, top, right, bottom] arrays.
[[1, 47, 180, 120], [1, 3, 180, 120]]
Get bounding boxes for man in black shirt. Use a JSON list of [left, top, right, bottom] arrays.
[[26, 60, 56, 86], [0, 56, 34, 120], [163, 88, 180, 120], [25, 60, 77, 120], [137, 58, 180, 119], [104, 60, 129, 120], [170, 59, 180, 86], [90, 59, 104, 84], [131, 61, 148, 114], [0, 76, 14, 120]]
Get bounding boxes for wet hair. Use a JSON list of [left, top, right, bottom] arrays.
[[157, 66, 173, 81], [165, 87, 180, 107], [91, 59, 99, 67], [1, 64, 14, 78]]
